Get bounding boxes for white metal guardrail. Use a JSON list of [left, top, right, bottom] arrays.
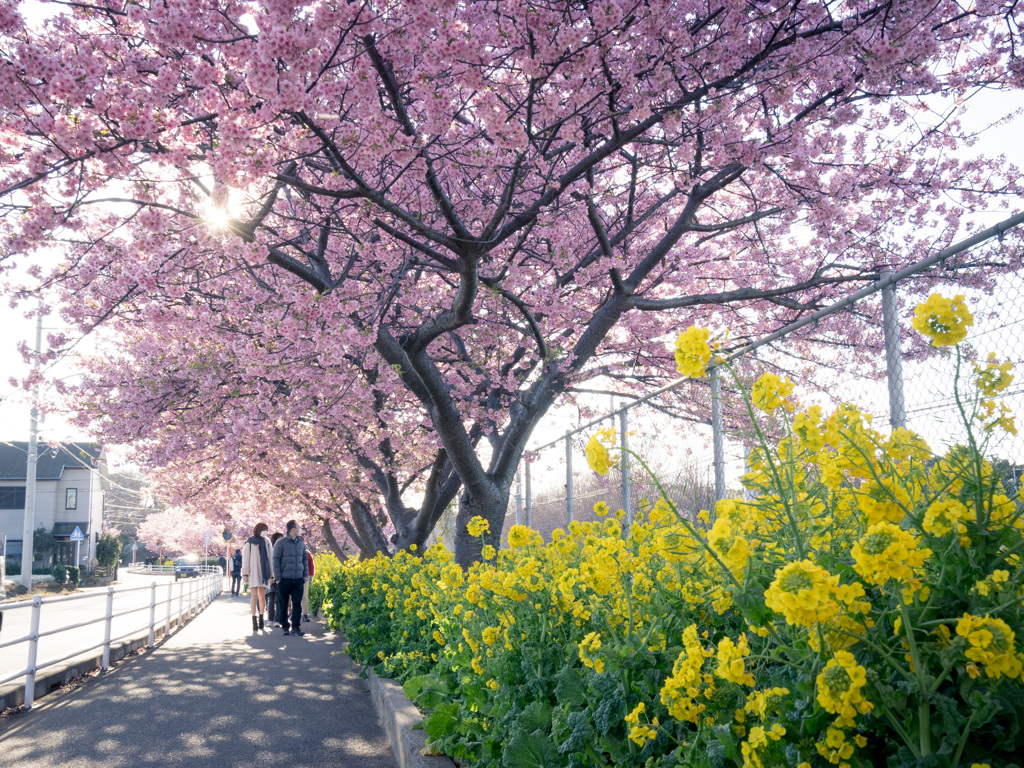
[[126, 564, 223, 577], [0, 571, 222, 707]]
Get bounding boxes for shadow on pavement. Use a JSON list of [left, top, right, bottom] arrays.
[[0, 595, 395, 768]]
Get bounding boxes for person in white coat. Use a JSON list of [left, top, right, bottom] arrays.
[[240, 522, 272, 632]]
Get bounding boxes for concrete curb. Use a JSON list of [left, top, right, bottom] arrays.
[[366, 668, 456, 768]]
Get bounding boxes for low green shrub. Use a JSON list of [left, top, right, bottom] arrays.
[[67, 566, 80, 585], [52, 564, 68, 585]]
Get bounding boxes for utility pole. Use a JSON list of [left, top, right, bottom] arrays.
[[20, 307, 43, 589]]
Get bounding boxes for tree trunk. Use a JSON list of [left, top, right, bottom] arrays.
[[453, 485, 510, 569], [351, 499, 391, 559], [320, 519, 352, 562]]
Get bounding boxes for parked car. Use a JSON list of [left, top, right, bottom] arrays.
[[174, 555, 200, 580]]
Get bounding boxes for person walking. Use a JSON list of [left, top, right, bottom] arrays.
[[301, 546, 316, 622], [230, 550, 242, 596], [241, 523, 273, 632], [266, 532, 284, 627], [273, 520, 308, 636]]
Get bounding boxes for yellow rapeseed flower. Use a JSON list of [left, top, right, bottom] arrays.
[[660, 624, 714, 723], [815, 651, 874, 727], [715, 634, 756, 686], [481, 626, 500, 645], [850, 522, 930, 588], [506, 524, 533, 549], [911, 293, 973, 347], [956, 614, 1024, 679], [467, 516, 490, 537], [764, 559, 841, 627], [585, 427, 617, 475], [975, 352, 1014, 396], [624, 702, 659, 746], [922, 497, 972, 538], [674, 326, 715, 378], [750, 372, 795, 412]]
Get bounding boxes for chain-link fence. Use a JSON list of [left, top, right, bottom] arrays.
[[503, 213, 1024, 542]]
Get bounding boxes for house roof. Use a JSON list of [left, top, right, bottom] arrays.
[[0, 442, 104, 481]]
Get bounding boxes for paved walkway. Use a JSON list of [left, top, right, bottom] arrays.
[[0, 591, 397, 768]]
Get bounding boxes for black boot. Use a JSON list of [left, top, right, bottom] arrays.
[[258, 614, 265, 631], [252, 615, 259, 632]]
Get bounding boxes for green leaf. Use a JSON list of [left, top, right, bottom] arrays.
[[424, 703, 461, 741], [557, 710, 594, 754], [502, 728, 559, 768], [519, 700, 554, 733], [404, 674, 450, 709], [554, 666, 589, 708]]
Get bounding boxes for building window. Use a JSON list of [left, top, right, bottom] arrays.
[[0, 487, 26, 509], [66, 488, 78, 510]]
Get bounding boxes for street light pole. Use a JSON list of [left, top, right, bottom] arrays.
[[20, 307, 43, 590]]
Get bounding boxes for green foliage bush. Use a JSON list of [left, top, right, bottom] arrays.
[[33, 526, 56, 558], [52, 564, 67, 585], [67, 565, 80, 585], [96, 534, 122, 569], [2, 559, 56, 577], [320, 299, 1024, 768]]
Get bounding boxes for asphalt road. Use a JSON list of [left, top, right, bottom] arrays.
[[0, 590, 397, 768], [0, 572, 226, 687]]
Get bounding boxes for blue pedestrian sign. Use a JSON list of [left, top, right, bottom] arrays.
[[69, 526, 85, 542]]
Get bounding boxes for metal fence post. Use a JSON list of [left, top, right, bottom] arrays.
[[102, 587, 115, 670], [620, 409, 632, 529], [178, 579, 184, 625], [515, 469, 523, 526], [148, 581, 157, 647], [565, 431, 574, 524], [711, 365, 726, 503], [880, 268, 907, 430], [525, 459, 532, 528], [24, 595, 42, 708], [166, 582, 173, 635]]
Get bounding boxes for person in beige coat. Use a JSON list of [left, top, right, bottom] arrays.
[[240, 522, 273, 632]]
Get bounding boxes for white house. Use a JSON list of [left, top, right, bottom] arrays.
[[0, 442, 108, 568]]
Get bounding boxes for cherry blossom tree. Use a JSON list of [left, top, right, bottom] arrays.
[[2, 0, 1023, 564], [136, 507, 223, 557], [71, 306, 462, 557]]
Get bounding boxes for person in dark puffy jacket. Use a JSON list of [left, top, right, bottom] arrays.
[[272, 520, 308, 636], [266, 532, 284, 627]]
